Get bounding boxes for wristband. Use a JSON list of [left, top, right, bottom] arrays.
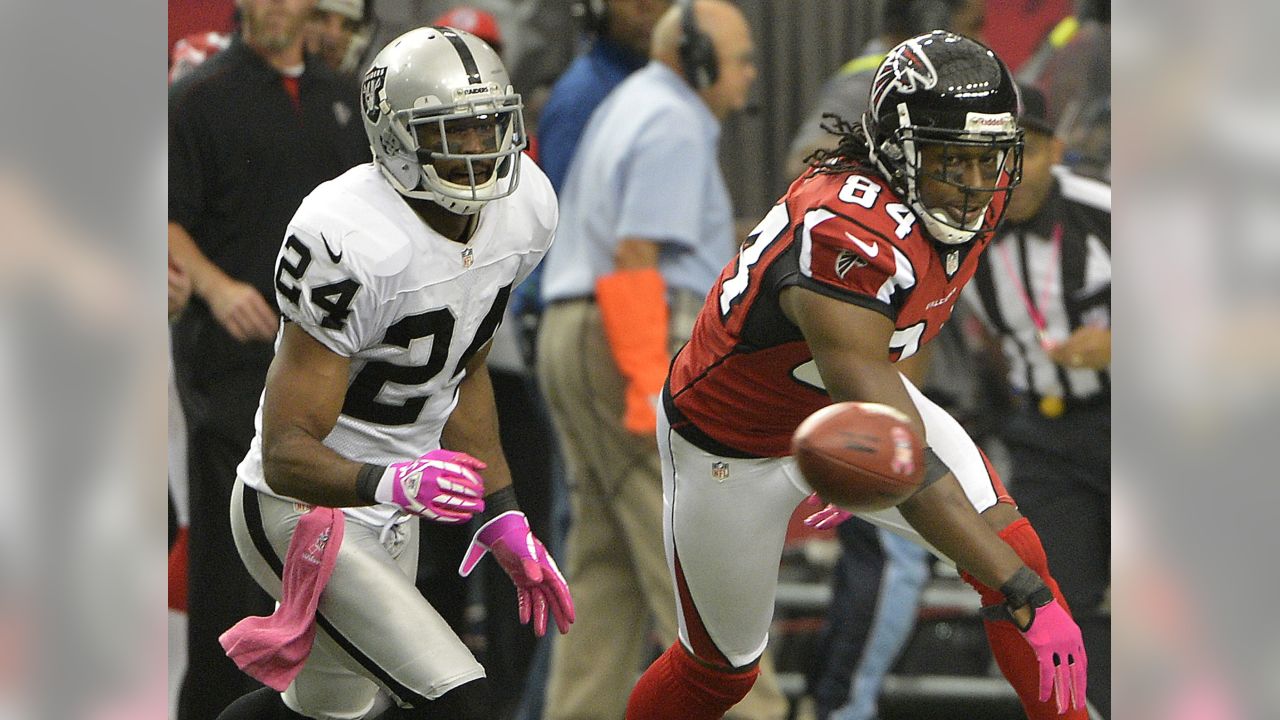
[[1000, 566, 1054, 613], [355, 463, 385, 504], [479, 485, 520, 524]]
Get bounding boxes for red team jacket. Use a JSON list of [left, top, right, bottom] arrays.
[[665, 163, 1006, 458]]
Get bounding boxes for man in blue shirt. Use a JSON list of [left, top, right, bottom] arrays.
[[514, 0, 668, 320], [537, 2, 786, 718], [537, 1, 667, 192]]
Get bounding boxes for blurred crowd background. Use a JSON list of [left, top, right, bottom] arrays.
[[2, 0, 1279, 717]]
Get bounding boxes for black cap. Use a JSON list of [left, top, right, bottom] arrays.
[[1017, 83, 1054, 136]]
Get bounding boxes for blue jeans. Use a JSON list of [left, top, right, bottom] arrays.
[[809, 518, 929, 720]]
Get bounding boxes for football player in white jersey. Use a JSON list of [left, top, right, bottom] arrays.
[[217, 27, 572, 720]]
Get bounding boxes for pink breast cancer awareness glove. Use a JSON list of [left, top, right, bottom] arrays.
[[801, 492, 855, 530], [1020, 599, 1088, 713], [458, 511, 575, 637], [375, 450, 485, 524]]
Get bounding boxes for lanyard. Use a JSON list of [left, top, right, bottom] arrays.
[[996, 223, 1063, 351]]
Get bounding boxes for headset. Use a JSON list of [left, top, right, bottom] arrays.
[[678, 0, 718, 89]]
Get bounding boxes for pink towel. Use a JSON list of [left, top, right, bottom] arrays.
[[219, 505, 345, 691]]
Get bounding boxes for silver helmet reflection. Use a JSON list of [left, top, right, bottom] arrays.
[[360, 26, 525, 214]]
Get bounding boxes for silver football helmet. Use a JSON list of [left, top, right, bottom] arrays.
[[360, 26, 525, 214]]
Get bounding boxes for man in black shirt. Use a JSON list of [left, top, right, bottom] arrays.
[[168, 0, 367, 716]]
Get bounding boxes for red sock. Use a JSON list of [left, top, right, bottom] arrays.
[[961, 518, 1088, 720], [168, 526, 189, 613], [626, 642, 759, 720]]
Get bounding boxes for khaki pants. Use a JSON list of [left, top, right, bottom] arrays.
[[537, 297, 788, 720]]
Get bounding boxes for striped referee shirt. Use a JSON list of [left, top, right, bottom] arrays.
[[964, 166, 1111, 405]]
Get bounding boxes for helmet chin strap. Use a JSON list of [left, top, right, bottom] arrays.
[[430, 191, 484, 216], [920, 200, 991, 244], [419, 160, 503, 215]]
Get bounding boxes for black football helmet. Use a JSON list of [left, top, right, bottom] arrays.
[[863, 31, 1023, 244]]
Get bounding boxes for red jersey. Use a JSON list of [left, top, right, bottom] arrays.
[[666, 165, 1002, 458]]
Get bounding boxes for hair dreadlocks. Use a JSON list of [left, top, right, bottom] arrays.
[[804, 112, 875, 176]]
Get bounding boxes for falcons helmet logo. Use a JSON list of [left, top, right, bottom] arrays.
[[870, 37, 939, 118]]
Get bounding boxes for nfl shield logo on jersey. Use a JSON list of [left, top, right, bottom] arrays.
[[461, 247, 475, 268], [945, 251, 959, 276], [711, 461, 730, 482]]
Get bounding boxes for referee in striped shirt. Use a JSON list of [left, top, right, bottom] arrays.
[[963, 84, 1111, 718]]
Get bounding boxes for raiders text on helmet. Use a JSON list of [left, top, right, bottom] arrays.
[[360, 27, 526, 214], [862, 31, 1023, 244]]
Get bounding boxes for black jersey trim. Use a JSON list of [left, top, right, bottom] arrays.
[[662, 380, 762, 459], [438, 27, 482, 85], [737, 242, 807, 349], [786, 274, 897, 321]]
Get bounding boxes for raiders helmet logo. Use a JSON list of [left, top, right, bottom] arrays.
[[835, 249, 868, 279], [870, 37, 939, 117], [362, 66, 388, 123]]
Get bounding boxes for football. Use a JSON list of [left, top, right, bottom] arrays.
[[791, 402, 925, 512]]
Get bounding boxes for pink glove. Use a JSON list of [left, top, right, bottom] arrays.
[[801, 492, 854, 530], [1019, 599, 1088, 713], [376, 450, 485, 524], [458, 511, 575, 637]]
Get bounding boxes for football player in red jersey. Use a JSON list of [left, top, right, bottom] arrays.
[[626, 32, 1089, 720]]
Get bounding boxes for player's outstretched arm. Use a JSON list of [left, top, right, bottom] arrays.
[[782, 286, 1030, 589], [784, 286, 1086, 711], [262, 323, 485, 522]]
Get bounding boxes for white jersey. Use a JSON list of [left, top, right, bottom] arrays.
[[238, 156, 557, 528]]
